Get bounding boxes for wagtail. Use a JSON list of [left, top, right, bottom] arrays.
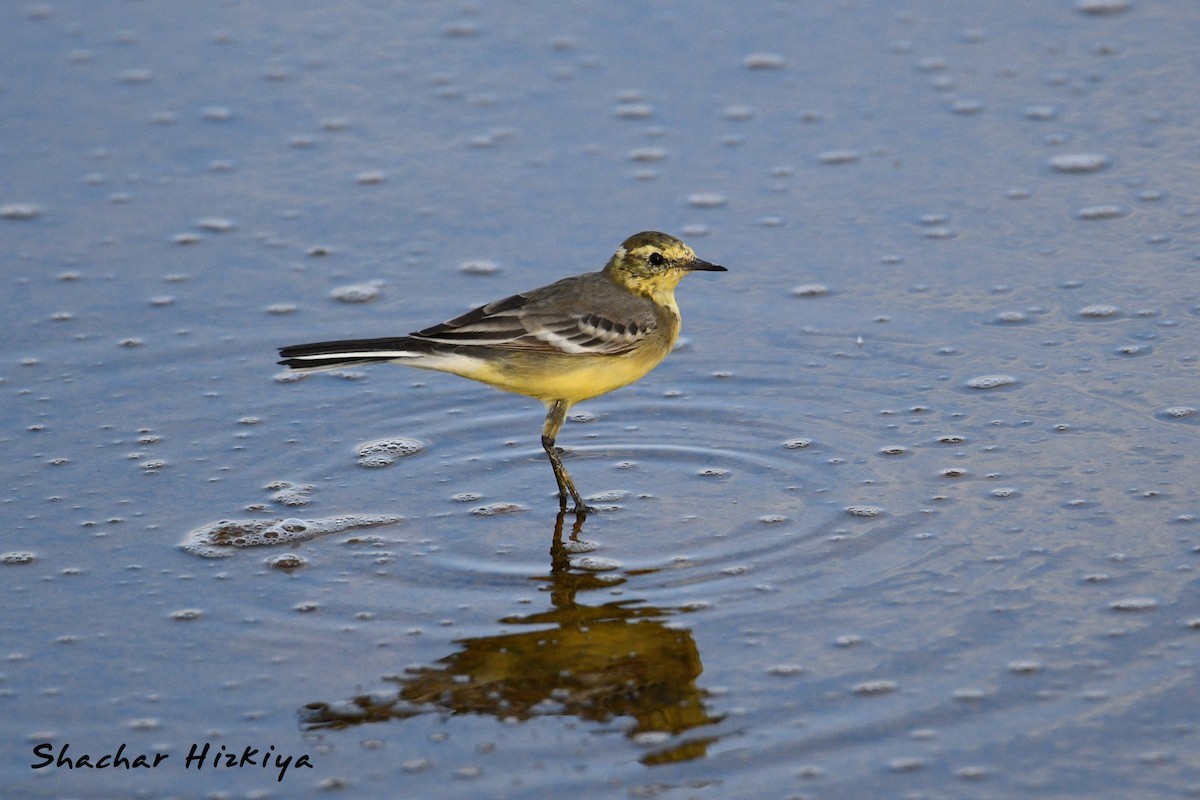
[[278, 231, 726, 514]]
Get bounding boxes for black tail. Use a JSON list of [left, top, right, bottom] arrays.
[[277, 336, 418, 370]]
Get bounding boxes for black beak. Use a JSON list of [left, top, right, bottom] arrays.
[[684, 258, 727, 272]]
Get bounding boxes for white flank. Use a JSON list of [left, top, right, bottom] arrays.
[[291, 350, 422, 360]]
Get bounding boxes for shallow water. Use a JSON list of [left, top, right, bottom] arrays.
[[4, 2, 1199, 798]]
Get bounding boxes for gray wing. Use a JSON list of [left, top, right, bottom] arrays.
[[410, 275, 658, 356]]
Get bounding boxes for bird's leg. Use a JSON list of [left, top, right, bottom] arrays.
[[541, 400, 592, 515]]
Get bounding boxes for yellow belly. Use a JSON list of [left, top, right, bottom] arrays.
[[472, 347, 671, 404]]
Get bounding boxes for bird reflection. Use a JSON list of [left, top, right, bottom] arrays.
[[301, 512, 721, 765]]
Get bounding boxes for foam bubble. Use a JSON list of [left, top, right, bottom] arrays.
[[966, 374, 1017, 390], [356, 438, 424, 468], [180, 514, 402, 558]]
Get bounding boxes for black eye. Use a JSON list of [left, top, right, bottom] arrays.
[[648, 252, 665, 266]]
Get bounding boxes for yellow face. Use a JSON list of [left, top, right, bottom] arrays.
[[603, 231, 724, 298]]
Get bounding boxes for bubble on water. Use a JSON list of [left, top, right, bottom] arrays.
[[792, 282, 829, 297], [270, 482, 313, 506], [853, 680, 897, 696], [629, 147, 668, 162], [966, 374, 1017, 390], [879, 445, 907, 456], [355, 170, 386, 185], [356, 437, 424, 467], [632, 731, 671, 748], [331, 283, 382, 303], [573, 556, 621, 572], [1024, 104, 1059, 121], [196, 217, 235, 232], [950, 98, 984, 115], [1157, 406, 1195, 421], [1077, 0, 1129, 14], [940, 467, 970, 478], [119, 68, 153, 84], [759, 515, 788, 524], [1008, 660, 1042, 675], [268, 553, 308, 570], [743, 52, 786, 70], [614, 102, 653, 119], [845, 505, 884, 518], [181, 514, 401, 558], [587, 490, 627, 503], [996, 310, 1027, 324], [1077, 304, 1120, 318], [1076, 204, 1128, 220], [451, 492, 482, 503], [698, 467, 730, 479], [471, 503, 526, 516], [170, 609, 202, 621], [938, 435, 967, 444], [1116, 344, 1149, 356], [560, 539, 598, 554], [819, 150, 860, 165], [1, 551, 37, 565], [1049, 153, 1110, 173], [766, 664, 805, 676], [1, 203, 42, 220], [1109, 597, 1158, 612], [991, 487, 1019, 499], [687, 193, 726, 208], [460, 259, 499, 275], [783, 438, 812, 450]]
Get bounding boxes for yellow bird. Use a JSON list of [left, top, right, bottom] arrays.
[[279, 231, 726, 514]]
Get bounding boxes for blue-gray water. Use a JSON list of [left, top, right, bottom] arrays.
[[3, 2, 1199, 798]]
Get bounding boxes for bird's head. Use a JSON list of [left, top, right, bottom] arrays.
[[603, 231, 725, 296]]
